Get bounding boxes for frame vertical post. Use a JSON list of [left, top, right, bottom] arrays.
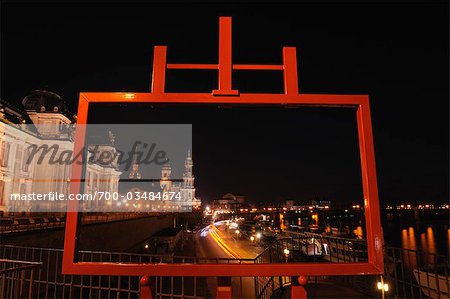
[[213, 17, 238, 95], [217, 287, 232, 299], [291, 286, 307, 299], [151, 46, 167, 94], [62, 94, 89, 272], [140, 275, 153, 299], [356, 100, 384, 271], [283, 47, 299, 95], [217, 277, 232, 299]]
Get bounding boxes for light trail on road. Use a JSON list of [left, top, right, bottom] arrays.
[[208, 224, 241, 259]]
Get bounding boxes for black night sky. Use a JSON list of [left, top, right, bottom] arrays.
[[1, 1, 448, 206]]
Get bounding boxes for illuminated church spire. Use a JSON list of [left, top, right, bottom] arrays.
[[129, 144, 142, 179], [160, 159, 172, 192]]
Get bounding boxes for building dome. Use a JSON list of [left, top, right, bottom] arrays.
[[21, 90, 70, 115]]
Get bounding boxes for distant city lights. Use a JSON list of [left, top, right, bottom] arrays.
[[386, 203, 448, 210]]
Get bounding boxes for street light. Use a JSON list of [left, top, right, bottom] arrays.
[[283, 248, 290, 262], [250, 236, 255, 242], [235, 229, 240, 240], [377, 276, 389, 299]]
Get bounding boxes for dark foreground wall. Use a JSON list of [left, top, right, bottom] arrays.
[[1, 215, 173, 251]]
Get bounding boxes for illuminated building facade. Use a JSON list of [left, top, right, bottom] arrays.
[[159, 150, 201, 210], [0, 90, 121, 215]]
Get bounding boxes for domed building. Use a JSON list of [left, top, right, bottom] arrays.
[[21, 90, 73, 135], [22, 90, 70, 115], [0, 90, 121, 215]]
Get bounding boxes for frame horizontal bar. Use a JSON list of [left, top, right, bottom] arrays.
[[233, 64, 283, 70], [80, 92, 366, 106], [167, 64, 217, 69], [165, 64, 284, 70], [64, 262, 383, 277]]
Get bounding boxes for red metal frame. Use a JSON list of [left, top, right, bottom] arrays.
[[62, 17, 384, 277]]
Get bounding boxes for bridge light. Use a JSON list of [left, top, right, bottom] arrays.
[[256, 233, 262, 239], [144, 244, 149, 249]]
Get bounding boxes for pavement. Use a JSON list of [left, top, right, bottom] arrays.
[[195, 222, 371, 298], [195, 222, 266, 298], [277, 282, 373, 298]]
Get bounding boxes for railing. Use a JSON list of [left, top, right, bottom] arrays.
[[253, 234, 368, 298], [0, 258, 42, 299], [0, 213, 152, 234], [0, 218, 65, 234], [254, 233, 449, 299], [384, 246, 449, 299], [254, 275, 291, 299], [0, 244, 253, 298], [1, 240, 448, 299]]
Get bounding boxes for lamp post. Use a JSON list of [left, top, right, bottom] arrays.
[[283, 248, 290, 263], [235, 229, 240, 240], [377, 276, 389, 299], [256, 232, 262, 245]]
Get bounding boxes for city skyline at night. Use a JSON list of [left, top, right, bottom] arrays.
[[0, 2, 448, 298], [2, 2, 448, 206]]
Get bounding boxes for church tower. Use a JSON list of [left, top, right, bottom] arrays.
[[129, 144, 142, 179], [160, 160, 172, 192], [181, 150, 195, 202]]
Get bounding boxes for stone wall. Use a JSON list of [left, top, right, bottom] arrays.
[[1, 214, 173, 251]]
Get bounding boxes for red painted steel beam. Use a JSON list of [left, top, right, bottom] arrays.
[[140, 276, 153, 299], [75, 92, 364, 105], [166, 64, 283, 70], [283, 47, 299, 94], [217, 287, 232, 299], [291, 286, 307, 299], [62, 261, 381, 276], [233, 64, 283, 70], [357, 101, 384, 271], [213, 17, 239, 95], [151, 46, 167, 93], [167, 64, 218, 70]]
